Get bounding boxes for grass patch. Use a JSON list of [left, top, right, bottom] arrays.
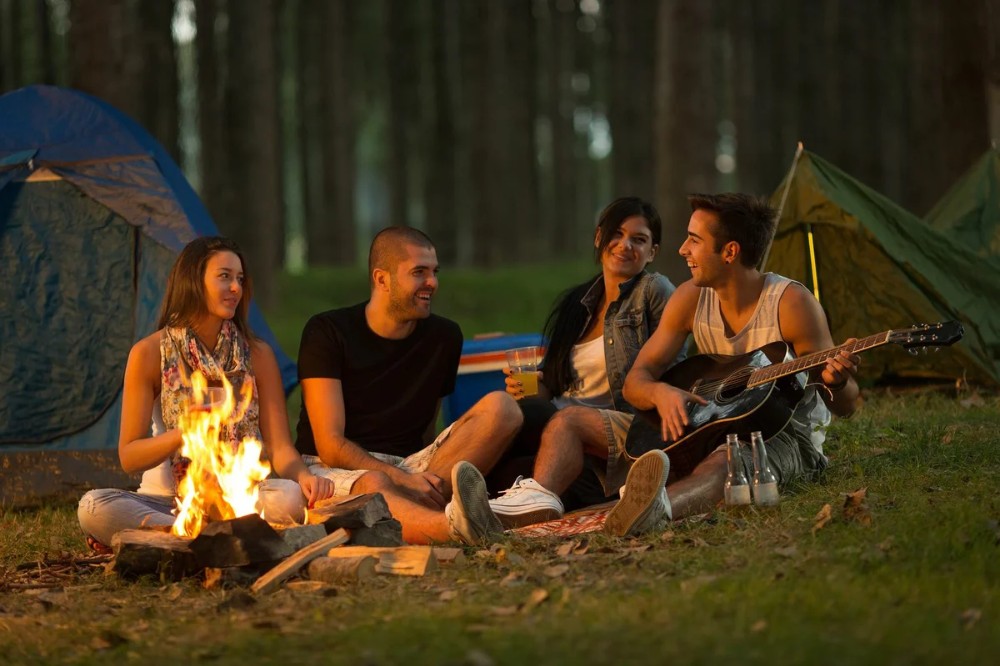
[[2, 390, 998, 665]]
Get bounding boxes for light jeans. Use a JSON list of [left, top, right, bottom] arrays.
[[77, 478, 307, 546]]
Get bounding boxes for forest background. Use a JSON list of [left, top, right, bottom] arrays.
[[1, 0, 998, 309]]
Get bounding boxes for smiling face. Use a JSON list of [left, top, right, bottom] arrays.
[[597, 215, 658, 280], [387, 243, 440, 320], [679, 208, 733, 287], [202, 251, 244, 321]]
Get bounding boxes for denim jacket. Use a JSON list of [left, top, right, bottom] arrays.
[[577, 270, 681, 413]]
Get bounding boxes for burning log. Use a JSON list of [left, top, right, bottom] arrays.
[[110, 530, 198, 580], [250, 528, 350, 595], [188, 514, 293, 568], [307, 493, 392, 532], [307, 554, 377, 584]]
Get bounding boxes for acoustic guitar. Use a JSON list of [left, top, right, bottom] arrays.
[[623, 321, 965, 477]]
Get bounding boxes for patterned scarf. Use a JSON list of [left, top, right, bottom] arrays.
[[160, 321, 260, 485]]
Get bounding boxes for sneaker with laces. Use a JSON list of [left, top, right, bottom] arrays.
[[445, 461, 504, 545], [604, 449, 672, 537], [488, 476, 564, 529]]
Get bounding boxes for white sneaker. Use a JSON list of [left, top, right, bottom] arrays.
[[489, 476, 564, 529], [605, 450, 672, 537], [445, 461, 504, 545]]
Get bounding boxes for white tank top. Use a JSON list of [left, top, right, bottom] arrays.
[[692, 273, 830, 453], [552, 336, 614, 410], [137, 395, 175, 497]]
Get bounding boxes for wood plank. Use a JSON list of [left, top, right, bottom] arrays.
[[325, 545, 437, 577], [250, 528, 350, 595], [307, 555, 377, 583]]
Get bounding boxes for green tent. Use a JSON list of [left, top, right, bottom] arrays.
[[923, 148, 1000, 259], [765, 150, 1000, 385]]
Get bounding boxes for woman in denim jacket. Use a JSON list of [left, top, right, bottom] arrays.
[[489, 197, 680, 527]]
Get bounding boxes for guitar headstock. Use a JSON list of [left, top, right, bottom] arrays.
[[888, 321, 964, 350]]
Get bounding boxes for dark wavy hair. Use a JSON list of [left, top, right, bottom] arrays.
[[687, 193, 776, 268], [156, 236, 255, 341], [542, 197, 660, 396]]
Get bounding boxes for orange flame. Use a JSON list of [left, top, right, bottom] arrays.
[[171, 371, 272, 537]]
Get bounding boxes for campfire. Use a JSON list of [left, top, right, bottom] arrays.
[[104, 372, 451, 591], [172, 371, 271, 538]]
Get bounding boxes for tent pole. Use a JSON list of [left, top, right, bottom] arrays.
[[760, 141, 804, 271], [806, 223, 821, 303]]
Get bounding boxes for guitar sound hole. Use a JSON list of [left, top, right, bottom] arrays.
[[717, 370, 751, 402]]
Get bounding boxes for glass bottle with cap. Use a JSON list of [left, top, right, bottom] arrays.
[[723, 433, 751, 506], [750, 430, 780, 506]]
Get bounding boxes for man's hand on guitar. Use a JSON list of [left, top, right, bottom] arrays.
[[651, 383, 708, 443], [822, 338, 860, 390]]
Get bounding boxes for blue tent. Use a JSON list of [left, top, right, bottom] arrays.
[[0, 85, 295, 504]]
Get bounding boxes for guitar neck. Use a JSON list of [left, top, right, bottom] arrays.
[[747, 331, 891, 388]]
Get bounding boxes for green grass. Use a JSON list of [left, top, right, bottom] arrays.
[[2, 269, 998, 664]]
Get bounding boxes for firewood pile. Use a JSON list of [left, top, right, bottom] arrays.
[[107, 493, 464, 593]]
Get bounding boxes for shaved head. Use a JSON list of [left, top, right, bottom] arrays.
[[368, 226, 436, 287]]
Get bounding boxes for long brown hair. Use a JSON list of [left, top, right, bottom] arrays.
[[156, 236, 255, 341]]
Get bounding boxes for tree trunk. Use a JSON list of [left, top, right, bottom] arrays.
[[296, 0, 327, 264], [320, 0, 357, 264], [655, 0, 717, 285], [136, 0, 180, 162], [424, 0, 459, 264], [68, 0, 134, 115], [225, 0, 283, 307], [194, 0, 227, 228], [35, 0, 56, 84], [506, 0, 541, 261], [609, 0, 657, 200], [544, 0, 577, 259], [386, 0, 419, 229]]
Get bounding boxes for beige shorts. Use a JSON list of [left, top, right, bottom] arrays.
[[301, 423, 454, 497], [591, 409, 634, 496]]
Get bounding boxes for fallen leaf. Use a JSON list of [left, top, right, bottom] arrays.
[[202, 568, 223, 590], [491, 606, 519, 617], [543, 564, 569, 578], [165, 584, 183, 602], [843, 488, 873, 526], [812, 504, 833, 535], [438, 590, 458, 602], [91, 630, 128, 650], [660, 530, 676, 543], [499, 571, 522, 587], [680, 574, 717, 595], [555, 541, 576, 558], [522, 587, 549, 612], [960, 608, 982, 629], [773, 545, 798, 559], [750, 619, 768, 633], [573, 539, 590, 555], [878, 537, 895, 552], [941, 425, 959, 445], [960, 393, 985, 409], [683, 536, 709, 548], [464, 648, 495, 666]]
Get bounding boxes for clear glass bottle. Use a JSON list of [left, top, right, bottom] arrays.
[[750, 431, 780, 506], [723, 433, 751, 506]]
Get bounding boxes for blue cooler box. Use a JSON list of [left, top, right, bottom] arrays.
[[442, 333, 546, 423]]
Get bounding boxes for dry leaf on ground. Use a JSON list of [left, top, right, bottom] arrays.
[[438, 589, 458, 602], [812, 504, 833, 535], [960, 608, 982, 629], [543, 564, 569, 578], [773, 545, 798, 559], [843, 488, 873, 526], [522, 587, 549, 612], [750, 619, 767, 633], [555, 541, 576, 558]]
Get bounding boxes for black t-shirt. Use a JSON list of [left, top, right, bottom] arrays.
[[295, 302, 463, 458]]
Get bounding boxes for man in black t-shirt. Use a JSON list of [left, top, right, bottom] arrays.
[[293, 227, 522, 545]]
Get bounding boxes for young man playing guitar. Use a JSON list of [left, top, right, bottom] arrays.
[[606, 193, 861, 536]]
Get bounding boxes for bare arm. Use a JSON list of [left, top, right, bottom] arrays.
[[777, 283, 860, 417], [118, 334, 184, 474], [252, 342, 332, 504], [301, 377, 445, 507], [623, 281, 707, 441]]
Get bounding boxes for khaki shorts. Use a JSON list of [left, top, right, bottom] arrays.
[[301, 423, 454, 497], [590, 409, 634, 496]]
